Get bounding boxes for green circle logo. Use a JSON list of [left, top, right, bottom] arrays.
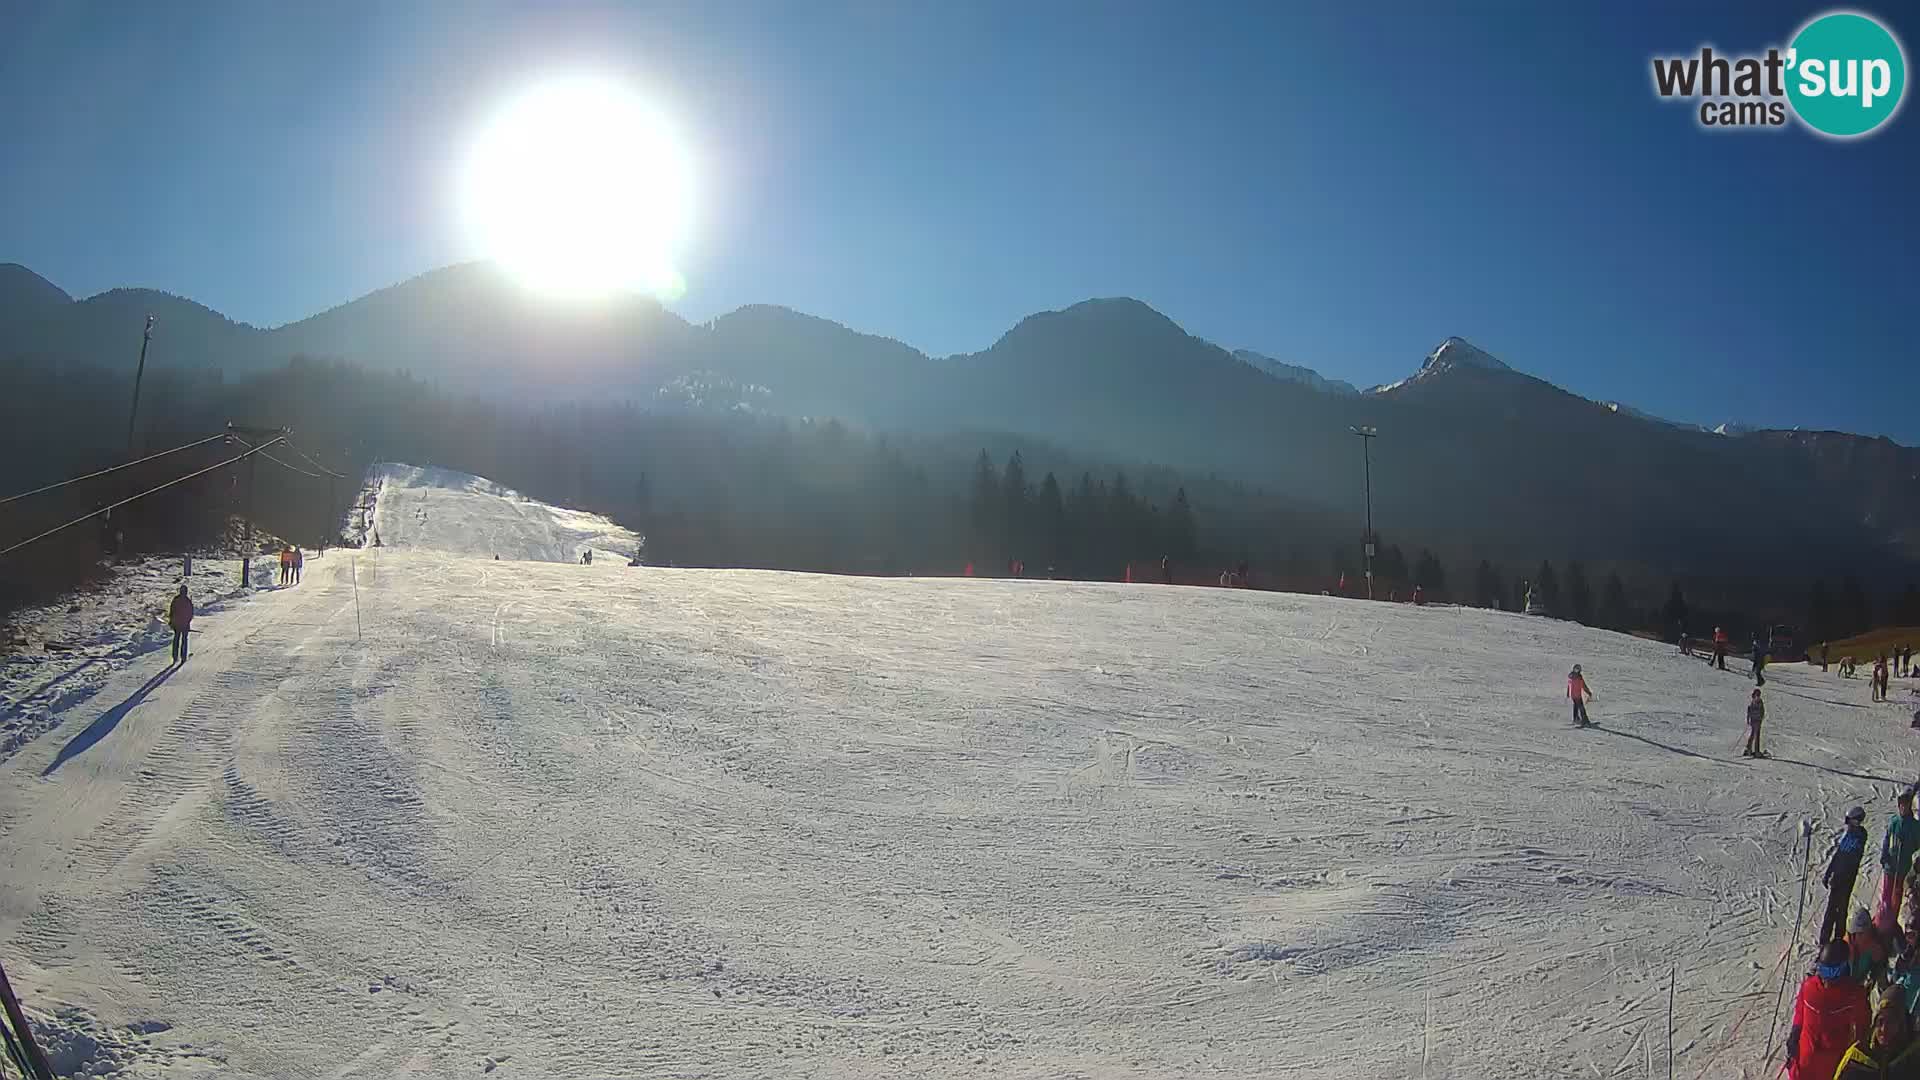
[[1787, 11, 1907, 137]]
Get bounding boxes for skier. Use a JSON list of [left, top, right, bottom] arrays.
[[1874, 656, 1890, 702], [1753, 637, 1767, 686], [1820, 641, 1830, 673], [1840, 982, 1917, 1070], [1785, 939, 1869, 1080], [1820, 806, 1870, 946], [167, 584, 193, 665], [582, 549, 593, 565], [1568, 664, 1595, 727], [1881, 791, 1920, 933], [1160, 555, 1172, 585], [1712, 626, 1729, 670], [1848, 907, 1890, 985], [1743, 689, 1766, 757]]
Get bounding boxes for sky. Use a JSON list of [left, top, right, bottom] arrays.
[[1, 1, 1915, 440]]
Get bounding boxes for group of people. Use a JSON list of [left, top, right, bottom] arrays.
[[277, 545, 304, 586], [1789, 792, 1920, 1078]]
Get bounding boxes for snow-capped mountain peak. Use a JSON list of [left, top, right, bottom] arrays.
[[1367, 336, 1513, 394], [1420, 336, 1510, 375]]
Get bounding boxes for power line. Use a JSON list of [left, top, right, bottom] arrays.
[[0, 432, 229, 507], [280, 438, 348, 478], [0, 437, 284, 561], [256, 447, 327, 479]]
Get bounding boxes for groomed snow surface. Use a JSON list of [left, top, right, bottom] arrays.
[[357, 462, 642, 564], [4, 465, 1919, 1077]]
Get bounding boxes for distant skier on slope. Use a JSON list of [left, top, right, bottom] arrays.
[[1568, 664, 1594, 727], [1821, 806, 1871, 946], [1785, 940, 1869, 1080], [1712, 626, 1729, 670], [1752, 636, 1767, 686], [1820, 641, 1830, 672], [1881, 791, 1920, 934], [168, 585, 194, 665], [1743, 689, 1766, 757]]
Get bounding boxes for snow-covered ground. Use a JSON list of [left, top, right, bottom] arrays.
[[357, 462, 642, 564], [3, 467, 1919, 1077], [2, 551, 287, 762]]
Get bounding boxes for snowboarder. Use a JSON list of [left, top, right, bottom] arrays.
[[1743, 689, 1766, 757], [1712, 626, 1729, 670], [1568, 664, 1594, 727], [1881, 791, 1920, 933], [1821, 806, 1871, 946], [1785, 939, 1869, 1080], [167, 585, 193, 665]]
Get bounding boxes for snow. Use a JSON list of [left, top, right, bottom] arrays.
[[1367, 336, 1512, 394], [361, 462, 642, 564], [1230, 349, 1360, 397], [2, 553, 282, 762], [4, 464, 1919, 1077]]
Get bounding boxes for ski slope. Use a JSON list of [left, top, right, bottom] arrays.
[[3, 470, 1919, 1077], [360, 462, 641, 563]]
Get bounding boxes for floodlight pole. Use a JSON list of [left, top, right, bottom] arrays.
[[1352, 426, 1378, 600]]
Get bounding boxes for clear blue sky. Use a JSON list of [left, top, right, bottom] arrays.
[[2, 1, 1914, 439]]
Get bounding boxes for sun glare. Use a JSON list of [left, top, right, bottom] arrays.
[[461, 77, 693, 300]]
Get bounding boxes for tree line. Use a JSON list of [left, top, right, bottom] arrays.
[[4, 351, 1911, 648]]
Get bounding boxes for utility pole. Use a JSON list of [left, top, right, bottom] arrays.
[[125, 314, 155, 455], [1351, 426, 1378, 600], [227, 424, 289, 588]]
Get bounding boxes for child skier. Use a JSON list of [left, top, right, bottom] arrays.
[[1744, 689, 1766, 757], [1568, 664, 1595, 727]]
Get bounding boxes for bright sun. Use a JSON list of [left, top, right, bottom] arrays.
[[461, 77, 693, 300]]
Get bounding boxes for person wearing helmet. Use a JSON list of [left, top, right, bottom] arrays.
[[1568, 664, 1595, 727], [1743, 689, 1766, 758], [1787, 938, 1869, 1080], [1822, 806, 1872, 946], [1849, 907, 1891, 987]]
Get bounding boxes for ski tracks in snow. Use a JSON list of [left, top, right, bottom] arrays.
[[0, 549, 1912, 1076]]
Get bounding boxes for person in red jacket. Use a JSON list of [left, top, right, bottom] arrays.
[[167, 584, 193, 665], [1788, 939, 1871, 1080], [1568, 664, 1595, 727]]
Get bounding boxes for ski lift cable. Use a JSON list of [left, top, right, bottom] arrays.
[[0, 437, 286, 562], [0, 432, 230, 506], [255, 447, 328, 479], [279, 439, 348, 478]]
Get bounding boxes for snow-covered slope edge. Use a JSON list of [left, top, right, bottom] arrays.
[[359, 462, 644, 564]]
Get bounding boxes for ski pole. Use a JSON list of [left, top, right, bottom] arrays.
[[1762, 819, 1815, 1069]]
